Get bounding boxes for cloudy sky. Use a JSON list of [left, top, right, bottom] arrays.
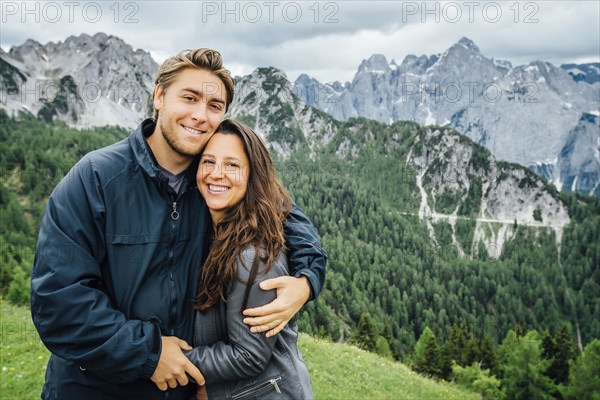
[[1, 1, 599, 83]]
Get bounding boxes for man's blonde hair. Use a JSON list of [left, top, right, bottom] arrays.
[[152, 48, 234, 120]]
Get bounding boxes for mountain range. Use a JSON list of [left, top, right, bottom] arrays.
[[293, 37, 599, 196], [1, 34, 597, 197]]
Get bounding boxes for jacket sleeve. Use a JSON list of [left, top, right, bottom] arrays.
[[184, 248, 283, 383], [285, 202, 328, 300], [30, 156, 161, 383]]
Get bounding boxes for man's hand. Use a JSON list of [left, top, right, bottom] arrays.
[[242, 276, 310, 337], [151, 336, 205, 391]]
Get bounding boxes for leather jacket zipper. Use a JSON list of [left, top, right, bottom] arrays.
[[231, 376, 283, 399]]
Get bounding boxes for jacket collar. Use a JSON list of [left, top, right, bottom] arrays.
[[129, 119, 199, 192]]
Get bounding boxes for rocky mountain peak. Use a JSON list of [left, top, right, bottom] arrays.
[[242, 67, 293, 102], [64, 33, 92, 46], [457, 36, 480, 53], [92, 32, 109, 43], [1, 32, 158, 128], [8, 38, 45, 61], [295, 73, 314, 86], [398, 54, 438, 74], [436, 36, 490, 72], [358, 54, 391, 74], [258, 66, 289, 82], [15, 38, 44, 51]]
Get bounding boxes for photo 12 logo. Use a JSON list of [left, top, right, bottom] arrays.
[[200, 1, 340, 23], [0, 78, 149, 108], [400, 1, 540, 24], [1, 1, 140, 24]]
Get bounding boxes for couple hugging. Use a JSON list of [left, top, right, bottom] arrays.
[[31, 48, 326, 399]]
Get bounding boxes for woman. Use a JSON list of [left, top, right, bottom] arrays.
[[185, 119, 312, 399]]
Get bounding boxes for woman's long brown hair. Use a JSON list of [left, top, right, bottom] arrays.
[[194, 119, 292, 312]]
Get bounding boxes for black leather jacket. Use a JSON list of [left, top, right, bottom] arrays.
[[185, 247, 312, 399]]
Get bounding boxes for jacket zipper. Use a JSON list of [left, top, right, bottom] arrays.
[[271, 378, 282, 394], [231, 376, 283, 399], [164, 196, 179, 400], [164, 190, 189, 400], [171, 201, 179, 220], [168, 196, 178, 336], [166, 187, 190, 335]]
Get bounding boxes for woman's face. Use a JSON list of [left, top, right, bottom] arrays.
[[197, 132, 250, 222]]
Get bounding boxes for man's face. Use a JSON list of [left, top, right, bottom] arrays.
[[153, 68, 228, 161]]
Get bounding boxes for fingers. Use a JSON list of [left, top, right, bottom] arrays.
[[249, 320, 286, 337], [243, 276, 307, 335], [242, 305, 267, 317], [186, 361, 206, 386], [152, 371, 186, 390], [151, 336, 201, 391], [243, 303, 283, 317], [243, 296, 288, 317], [243, 309, 283, 326], [177, 371, 189, 387], [153, 366, 201, 391], [258, 276, 288, 290], [247, 320, 282, 334], [265, 321, 286, 338], [244, 276, 298, 317], [178, 339, 192, 351], [162, 374, 187, 389]]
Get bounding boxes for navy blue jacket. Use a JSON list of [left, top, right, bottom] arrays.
[[30, 119, 327, 400]]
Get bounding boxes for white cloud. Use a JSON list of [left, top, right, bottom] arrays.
[[1, 1, 598, 83]]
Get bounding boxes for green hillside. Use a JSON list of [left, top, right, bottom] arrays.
[[0, 300, 479, 399], [300, 334, 479, 399]]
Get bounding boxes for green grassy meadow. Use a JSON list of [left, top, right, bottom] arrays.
[[0, 299, 50, 399], [0, 299, 478, 399]]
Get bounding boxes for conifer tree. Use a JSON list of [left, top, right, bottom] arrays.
[[355, 312, 378, 352], [478, 333, 497, 372], [560, 339, 600, 400], [498, 330, 556, 400], [413, 326, 442, 377], [441, 322, 477, 378], [549, 325, 575, 385]]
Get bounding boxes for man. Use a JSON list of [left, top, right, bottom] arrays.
[[30, 48, 327, 399]]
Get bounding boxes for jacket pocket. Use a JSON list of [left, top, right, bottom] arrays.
[[231, 376, 284, 400]]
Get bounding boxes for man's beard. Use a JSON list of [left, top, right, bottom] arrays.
[[159, 120, 202, 158]]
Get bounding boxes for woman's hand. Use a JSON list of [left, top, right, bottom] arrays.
[[242, 276, 310, 337]]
